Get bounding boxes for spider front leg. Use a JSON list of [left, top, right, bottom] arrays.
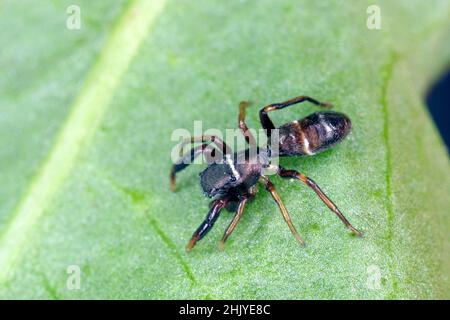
[[218, 184, 259, 250], [260, 175, 305, 246], [186, 198, 229, 252], [218, 197, 248, 250], [171, 135, 230, 191], [170, 144, 220, 192], [178, 135, 232, 156], [277, 167, 362, 236]]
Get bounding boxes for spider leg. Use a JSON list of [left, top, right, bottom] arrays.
[[238, 101, 257, 146], [277, 167, 362, 236], [186, 198, 229, 252], [178, 135, 232, 157], [170, 144, 219, 192], [219, 197, 248, 250], [219, 185, 258, 249], [260, 175, 305, 246], [259, 95, 333, 139]]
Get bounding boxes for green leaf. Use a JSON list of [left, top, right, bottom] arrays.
[[0, 0, 449, 299]]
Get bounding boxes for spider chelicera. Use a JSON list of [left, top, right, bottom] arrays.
[[170, 95, 362, 251]]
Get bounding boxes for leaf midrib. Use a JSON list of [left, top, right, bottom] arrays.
[[0, 0, 167, 282]]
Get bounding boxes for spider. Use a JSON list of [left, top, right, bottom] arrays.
[[170, 95, 362, 251]]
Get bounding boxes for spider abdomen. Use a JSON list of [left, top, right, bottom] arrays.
[[278, 111, 351, 156]]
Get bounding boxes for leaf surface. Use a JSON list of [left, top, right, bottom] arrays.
[[0, 0, 449, 299]]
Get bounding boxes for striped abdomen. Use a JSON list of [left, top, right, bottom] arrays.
[[277, 111, 352, 156]]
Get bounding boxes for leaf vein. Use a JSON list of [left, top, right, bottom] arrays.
[[380, 50, 398, 298]]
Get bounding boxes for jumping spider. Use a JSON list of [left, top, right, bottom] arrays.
[[170, 95, 362, 251]]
